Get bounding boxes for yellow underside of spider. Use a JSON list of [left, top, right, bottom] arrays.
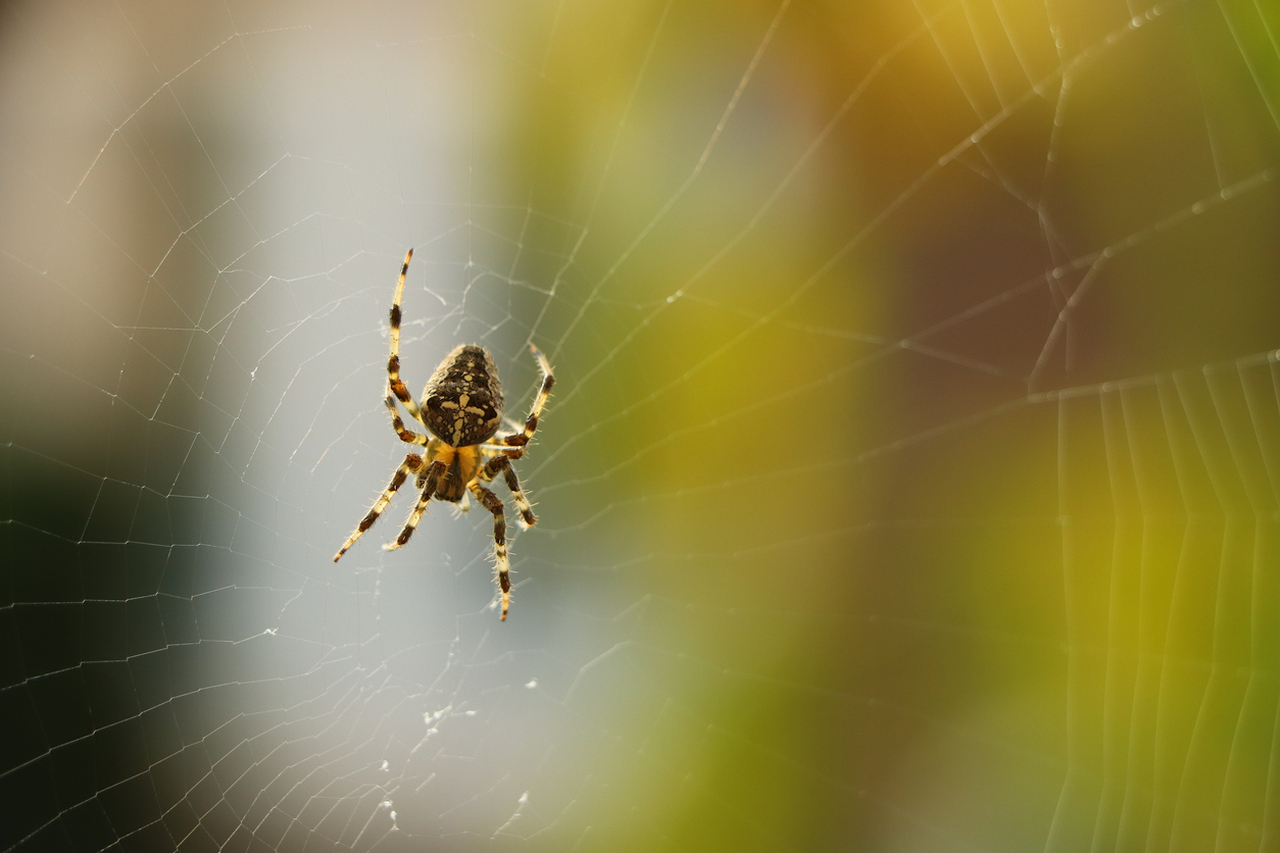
[[424, 439, 483, 504]]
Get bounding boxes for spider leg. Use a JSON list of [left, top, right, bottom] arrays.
[[501, 343, 554, 451], [384, 391, 429, 445], [469, 482, 513, 621], [334, 453, 423, 561], [481, 454, 536, 528], [387, 248, 426, 425], [384, 458, 446, 551]]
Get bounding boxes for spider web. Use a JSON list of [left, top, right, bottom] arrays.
[[2, 0, 1280, 850]]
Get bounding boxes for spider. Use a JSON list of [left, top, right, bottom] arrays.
[[334, 248, 554, 621]]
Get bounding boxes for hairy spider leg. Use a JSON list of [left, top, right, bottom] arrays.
[[480, 454, 536, 528], [387, 248, 426, 425], [384, 391, 429, 445], [334, 453, 423, 561], [499, 343, 555, 453], [469, 482, 513, 620], [384, 458, 446, 551]]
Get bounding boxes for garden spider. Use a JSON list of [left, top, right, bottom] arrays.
[[333, 248, 555, 621]]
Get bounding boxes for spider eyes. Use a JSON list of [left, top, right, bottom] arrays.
[[426, 396, 442, 410]]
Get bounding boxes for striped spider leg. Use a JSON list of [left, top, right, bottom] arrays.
[[470, 344, 554, 616], [491, 343, 555, 459], [333, 452, 424, 561], [333, 250, 432, 562]]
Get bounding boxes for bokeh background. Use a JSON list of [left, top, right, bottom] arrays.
[[2, 0, 1280, 850]]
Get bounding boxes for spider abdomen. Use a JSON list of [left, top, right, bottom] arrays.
[[422, 344, 504, 447]]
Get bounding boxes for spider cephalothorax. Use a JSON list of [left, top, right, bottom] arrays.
[[334, 249, 555, 621]]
